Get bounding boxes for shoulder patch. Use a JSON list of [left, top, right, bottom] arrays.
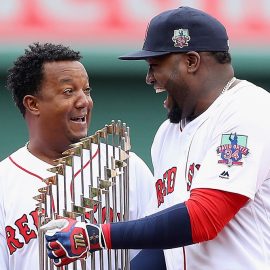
[[216, 133, 249, 167]]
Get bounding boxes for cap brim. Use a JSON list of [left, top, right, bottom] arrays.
[[118, 50, 170, 60]]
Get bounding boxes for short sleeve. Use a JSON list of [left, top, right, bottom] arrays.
[[191, 93, 270, 199]]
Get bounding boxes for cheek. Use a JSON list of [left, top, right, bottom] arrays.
[[151, 74, 167, 89], [164, 78, 178, 93], [41, 105, 68, 125], [158, 69, 176, 88], [88, 97, 94, 109]]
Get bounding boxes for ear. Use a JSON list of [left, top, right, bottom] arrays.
[[23, 95, 40, 116], [185, 51, 200, 73]]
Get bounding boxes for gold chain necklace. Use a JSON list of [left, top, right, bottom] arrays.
[[220, 77, 236, 95]]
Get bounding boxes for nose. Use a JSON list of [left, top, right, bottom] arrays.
[[146, 68, 155, 85], [75, 90, 93, 109]]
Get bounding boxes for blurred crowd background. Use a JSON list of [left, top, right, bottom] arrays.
[[0, 0, 270, 169]]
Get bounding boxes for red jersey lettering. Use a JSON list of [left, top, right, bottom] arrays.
[[29, 208, 40, 229], [5, 226, 24, 255], [15, 214, 37, 244], [187, 163, 201, 191], [156, 167, 177, 207]]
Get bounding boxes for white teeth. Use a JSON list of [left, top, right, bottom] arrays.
[[155, 88, 166, 93], [72, 116, 85, 122]]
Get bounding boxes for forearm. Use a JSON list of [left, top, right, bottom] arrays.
[[101, 202, 193, 249], [130, 249, 166, 270], [101, 188, 249, 249], [42, 188, 249, 267]]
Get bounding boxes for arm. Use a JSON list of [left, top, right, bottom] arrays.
[[42, 188, 248, 266], [127, 152, 157, 262], [106, 188, 248, 248], [130, 249, 166, 270]]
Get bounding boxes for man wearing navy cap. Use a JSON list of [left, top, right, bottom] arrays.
[[42, 7, 270, 270]]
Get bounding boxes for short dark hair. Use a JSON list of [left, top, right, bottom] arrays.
[[6, 42, 82, 116], [210, 51, 231, 64]]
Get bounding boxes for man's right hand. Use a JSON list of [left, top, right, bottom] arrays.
[[41, 218, 106, 266]]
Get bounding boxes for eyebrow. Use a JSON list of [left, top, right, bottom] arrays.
[[59, 78, 73, 84], [58, 75, 89, 85]]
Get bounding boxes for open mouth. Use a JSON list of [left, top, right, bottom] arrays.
[[155, 88, 166, 94], [71, 115, 86, 123], [155, 88, 170, 109]]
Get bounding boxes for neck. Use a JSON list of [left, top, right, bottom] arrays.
[[182, 75, 237, 122], [25, 120, 72, 164], [26, 140, 69, 165], [220, 77, 236, 95]]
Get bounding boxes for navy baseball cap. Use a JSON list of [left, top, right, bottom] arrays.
[[119, 6, 229, 60]]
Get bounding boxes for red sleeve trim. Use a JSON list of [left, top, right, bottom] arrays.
[[101, 223, 112, 249], [185, 188, 249, 243]]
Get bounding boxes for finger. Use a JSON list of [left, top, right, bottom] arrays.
[[46, 241, 67, 259], [45, 233, 58, 242], [47, 247, 66, 259], [53, 257, 77, 267], [40, 219, 68, 232], [47, 248, 58, 259], [47, 241, 61, 250]]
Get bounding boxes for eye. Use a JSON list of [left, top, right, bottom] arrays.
[[84, 87, 92, 96], [63, 88, 73, 95]]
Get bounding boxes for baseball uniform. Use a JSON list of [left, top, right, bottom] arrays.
[[0, 142, 154, 270], [148, 80, 270, 269]]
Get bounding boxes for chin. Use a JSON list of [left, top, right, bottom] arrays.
[[70, 133, 87, 144], [70, 138, 80, 144], [168, 105, 182, 123]]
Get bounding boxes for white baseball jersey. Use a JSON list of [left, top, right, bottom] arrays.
[[148, 80, 270, 270], [0, 143, 154, 270]]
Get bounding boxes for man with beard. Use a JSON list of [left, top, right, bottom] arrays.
[[42, 7, 270, 270]]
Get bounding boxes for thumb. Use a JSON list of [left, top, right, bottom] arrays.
[[40, 219, 68, 234]]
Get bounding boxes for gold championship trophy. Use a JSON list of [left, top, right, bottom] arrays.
[[33, 120, 131, 270]]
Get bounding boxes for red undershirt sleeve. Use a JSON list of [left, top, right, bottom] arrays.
[[101, 223, 112, 249], [185, 188, 249, 243]]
